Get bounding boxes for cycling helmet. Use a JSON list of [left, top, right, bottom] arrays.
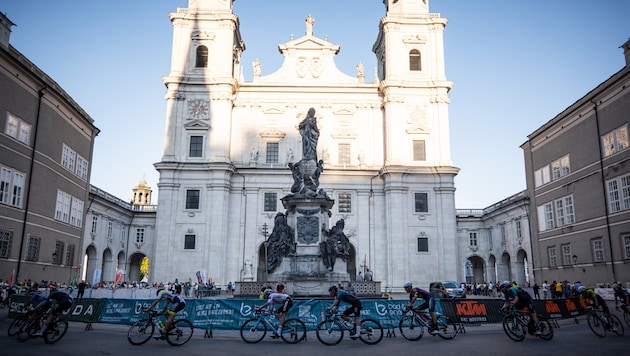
[[403, 281, 412, 289], [263, 289, 273, 298], [156, 288, 165, 296], [577, 286, 587, 294], [328, 285, 338, 292], [499, 281, 512, 289]]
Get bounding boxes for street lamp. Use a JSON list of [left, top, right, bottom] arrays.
[[262, 223, 269, 282]]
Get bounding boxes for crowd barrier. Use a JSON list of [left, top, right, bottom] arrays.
[[7, 295, 587, 332]]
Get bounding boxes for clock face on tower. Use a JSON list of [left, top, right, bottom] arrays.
[[188, 99, 210, 120]]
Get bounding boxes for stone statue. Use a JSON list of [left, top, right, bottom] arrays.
[[298, 108, 319, 161], [265, 212, 296, 272], [305, 14, 315, 36], [253, 58, 261, 77], [357, 61, 364, 78], [244, 258, 253, 278], [320, 219, 351, 270]]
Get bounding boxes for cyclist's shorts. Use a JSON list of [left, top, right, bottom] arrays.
[[167, 301, 186, 315], [416, 298, 435, 312], [343, 302, 363, 317], [52, 299, 73, 315], [276, 297, 293, 313]]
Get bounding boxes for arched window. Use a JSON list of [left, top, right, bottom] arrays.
[[196, 45, 208, 68], [409, 49, 421, 71]]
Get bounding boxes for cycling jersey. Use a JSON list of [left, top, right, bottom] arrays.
[[502, 287, 535, 312], [335, 289, 362, 316], [409, 287, 435, 312], [159, 290, 186, 314], [266, 292, 293, 313]]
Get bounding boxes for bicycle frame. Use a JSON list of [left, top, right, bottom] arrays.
[[250, 311, 280, 331]]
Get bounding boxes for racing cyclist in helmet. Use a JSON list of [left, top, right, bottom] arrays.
[[498, 280, 542, 335], [327, 285, 363, 338], [577, 285, 617, 331], [402, 281, 439, 334], [32, 288, 74, 336], [144, 288, 186, 340], [612, 282, 629, 309], [256, 285, 294, 338]]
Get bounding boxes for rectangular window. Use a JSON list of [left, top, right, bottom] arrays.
[[25, 235, 39, 261], [606, 173, 630, 213], [501, 224, 507, 244], [5, 113, 18, 138], [11, 172, 24, 207], [189, 136, 203, 157], [534, 165, 551, 187], [417, 237, 429, 252], [55, 190, 71, 223], [414, 192, 428, 213], [0, 167, 10, 204], [65, 244, 75, 266], [623, 234, 630, 260], [0, 228, 12, 258], [413, 140, 426, 161], [562, 244, 572, 265], [338, 143, 351, 165], [551, 154, 570, 180], [185, 189, 200, 210], [91, 216, 98, 234], [555, 195, 575, 226], [602, 124, 629, 157], [61, 144, 76, 172], [516, 221, 522, 241], [184, 234, 196, 249], [469, 232, 477, 246], [18, 121, 31, 145], [264, 192, 277, 212], [53, 241, 64, 265], [266, 142, 279, 163], [70, 197, 84, 227], [338, 193, 352, 213], [548, 246, 557, 267], [107, 221, 113, 238], [592, 239, 604, 262], [75, 155, 89, 180], [5, 113, 31, 145], [136, 228, 145, 243]]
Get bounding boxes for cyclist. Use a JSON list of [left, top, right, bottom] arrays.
[[32, 288, 74, 336], [255, 284, 293, 338], [402, 281, 439, 334], [577, 285, 617, 331], [612, 282, 629, 309], [326, 285, 362, 338], [143, 288, 186, 340], [498, 280, 542, 335]]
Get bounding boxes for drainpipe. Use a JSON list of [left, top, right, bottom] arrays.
[[15, 86, 46, 283], [592, 100, 616, 281]]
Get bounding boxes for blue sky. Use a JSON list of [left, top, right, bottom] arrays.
[[2, 0, 629, 208]]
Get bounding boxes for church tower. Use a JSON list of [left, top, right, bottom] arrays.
[[132, 177, 152, 206]]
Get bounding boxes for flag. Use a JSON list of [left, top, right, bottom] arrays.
[[113, 269, 125, 291], [8, 269, 15, 288]]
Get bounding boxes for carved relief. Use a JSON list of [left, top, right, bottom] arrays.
[[406, 103, 430, 133]]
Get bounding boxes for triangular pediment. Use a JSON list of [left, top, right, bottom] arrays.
[[278, 35, 340, 54], [184, 120, 210, 130]]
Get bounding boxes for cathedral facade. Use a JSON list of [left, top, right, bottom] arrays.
[[151, 0, 459, 291]]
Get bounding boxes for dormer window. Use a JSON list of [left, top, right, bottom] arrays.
[[196, 45, 208, 68], [409, 49, 421, 71]]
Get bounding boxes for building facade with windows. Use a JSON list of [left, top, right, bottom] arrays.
[[521, 39, 630, 287], [0, 12, 99, 284], [151, 0, 459, 291]]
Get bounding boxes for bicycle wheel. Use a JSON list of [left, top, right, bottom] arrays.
[[359, 318, 383, 345], [398, 315, 423, 341], [623, 310, 630, 328], [281, 318, 306, 344], [537, 319, 554, 341], [44, 319, 68, 344], [502, 315, 525, 341], [127, 319, 155, 345], [609, 314, 624, 336], [16, 318, 40, 342], [166, 319, 194, 346], [436, 315, 458, 340], [240, 318, 267, 343], [8, 315, 28, 337], [587, 313, 606, 337], [316, 320, 343, 345]]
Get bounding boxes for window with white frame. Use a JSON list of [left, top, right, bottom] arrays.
[[592, 239, 604, 262], [5, 112, 31, 145], [0, 167, 10, 205], [548, 246, 557, 267], [551, 154, 570, 180], [70, 197, 83, 228], [55, 190, 71, 223], [537, 194, 575, 231], [534, 165, 551, 187], [562, 244, 572, 265], [264, 192, 277, 212], [469, 232, 477, 246], [623, 234, 630, 260], [10, 172, 24, 208], [0, 228, 12, 258], [0, 166, 25, 208], [338, 143, 351, 165], [338, 193, 351, 213], [61, 144, 76, 172], [75, 154, 89, 180], [606, 173, 630, 213], [602, 124, 629, 157]]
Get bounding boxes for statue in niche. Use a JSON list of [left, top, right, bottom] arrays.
[[265, 212, 296, 272]]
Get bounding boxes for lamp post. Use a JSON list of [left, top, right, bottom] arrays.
[[262, 223, 269, 282]]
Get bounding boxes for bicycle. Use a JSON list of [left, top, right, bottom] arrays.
[[16, 308, 69, 344], [7, 304, 38, 337], [240, 309, 306, 344], [501, 307, 553, 342], [584, 306, 624, 337], [127, 309, 194, 346], [615, 303, 630, 328], [398, 308, 458, 341], [315, 309, 383, 345]]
